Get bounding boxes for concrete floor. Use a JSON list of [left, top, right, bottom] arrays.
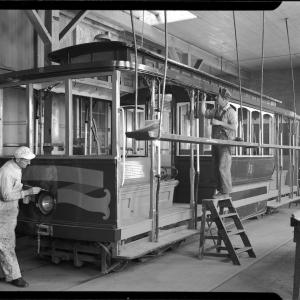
[[0, 205, 298, 300]]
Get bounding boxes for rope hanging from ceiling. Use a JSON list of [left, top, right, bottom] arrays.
[[233, 11, 244, 140], [158, 11, 168, 138], [130, 10, 139, 133], [259, 11, 265, 151], [285, 17, 297, 123]]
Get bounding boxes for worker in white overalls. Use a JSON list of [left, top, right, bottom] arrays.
[[0, 146, 41, 288]]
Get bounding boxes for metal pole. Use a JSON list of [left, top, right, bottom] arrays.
[[259, 11, 265, 156], [40, 92, 45, 155], [233, 11, 243, 140], [195, 90, 200, 229], [278, 115, 283, 202], [158, 11, 168, 139], [155, 141, 161, 242], [149, 79, 156, 242], [296, 122, 300, 196], [275, 115, 280, 201], [89, 97, 93, 155], [289, 119, 293, 198], [189, 89, 195, 229]]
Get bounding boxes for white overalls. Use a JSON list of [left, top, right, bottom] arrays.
[[0, 159, 24, 281]]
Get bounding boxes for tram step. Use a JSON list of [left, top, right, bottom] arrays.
[[267, 195, 300, 209], [116, 228, 198, 259], [120, 204, 202, 240]]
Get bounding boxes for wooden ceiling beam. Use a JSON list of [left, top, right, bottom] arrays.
[[59, 10, 89, 41], [25, 10, 52, 45]]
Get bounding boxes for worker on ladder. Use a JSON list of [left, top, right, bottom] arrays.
[[201, 87, 238, 199]]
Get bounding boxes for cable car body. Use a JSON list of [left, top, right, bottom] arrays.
[[0, 41, 298, 270]]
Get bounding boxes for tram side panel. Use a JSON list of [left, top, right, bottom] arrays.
[[11, 157, 120, 243], [174, 155, 275, 219]]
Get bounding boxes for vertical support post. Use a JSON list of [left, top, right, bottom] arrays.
[[45, 10, 60, 66], [189, 89, 195, 229], [249, 110, 252, 155], [296, 122, 300, 196], [0, 89, 3, 156], [275, 115, 280, 201], [27, 84, 34, 152], [149, 79, 156, 242], [278, 115, 283, 202], [39, 93, 45, 155], [89, 97, 93, 155], [34, 10, 45, 68], [76, 97, 80, 139], [195, 91, 200, 229], [260, 112, 264, 156], [65, 79, 73, 156], [112, 70, 120, 232], [289, 119, 293, 198], [292, 120, 296, 196]]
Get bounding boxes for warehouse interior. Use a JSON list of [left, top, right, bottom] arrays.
[[0, 4, 300, 300]]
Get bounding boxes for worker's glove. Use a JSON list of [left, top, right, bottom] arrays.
[[22, 187, 42, 197], [23, 196, 30, 204]]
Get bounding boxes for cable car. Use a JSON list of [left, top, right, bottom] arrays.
[[0, 40, 298, 271]]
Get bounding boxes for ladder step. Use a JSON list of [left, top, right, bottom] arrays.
[[199, 198, 256, 264], [220, 212, 238, 218], [235, 246, 253, 254], [227, 229, 245, 236], [205, 235, 220, 240]]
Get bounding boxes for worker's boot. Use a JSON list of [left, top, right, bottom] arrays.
[[10, 277, 29, 288]]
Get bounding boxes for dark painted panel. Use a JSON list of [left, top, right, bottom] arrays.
[[174, 155, 274, 204], [0, 157, 118, 230], [17, 221, 121, 242]]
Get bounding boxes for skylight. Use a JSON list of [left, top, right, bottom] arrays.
[[132, 11, 197, 25]]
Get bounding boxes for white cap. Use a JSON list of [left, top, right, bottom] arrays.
[[14, 146, 36, 160]]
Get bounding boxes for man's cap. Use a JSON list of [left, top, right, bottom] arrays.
[[219, 87, 231, 99], [14, 146, 36, 160]]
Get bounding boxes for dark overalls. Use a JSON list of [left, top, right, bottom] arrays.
[[206, 105, 237, 195]]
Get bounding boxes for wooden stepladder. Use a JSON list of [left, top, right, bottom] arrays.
[[198, 197, 256, 265]]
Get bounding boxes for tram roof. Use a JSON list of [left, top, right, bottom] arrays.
[[0, 42, 298, 120]]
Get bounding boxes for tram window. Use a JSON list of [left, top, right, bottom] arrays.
[[236, 107, 249, 156], [263, 114, 273, 155], [2, 87, 28, 156], [161, 101, 172, 165], [281, 119, 290, 156], [73, 97, 112, 156], [177, 103, 191, 155], [177, 102, 209, 155], [121, 106, 146, 156], [252, 111, 260, 155]]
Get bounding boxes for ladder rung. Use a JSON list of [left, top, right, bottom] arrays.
[[203, 252, 229, 258], [227, 229, 245, 236], [220, 212, 238, 218], [205, 235, 220, 240], [235, 246, 253, 254]]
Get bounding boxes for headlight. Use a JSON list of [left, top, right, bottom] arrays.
[[37, 192, 56, 215]]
